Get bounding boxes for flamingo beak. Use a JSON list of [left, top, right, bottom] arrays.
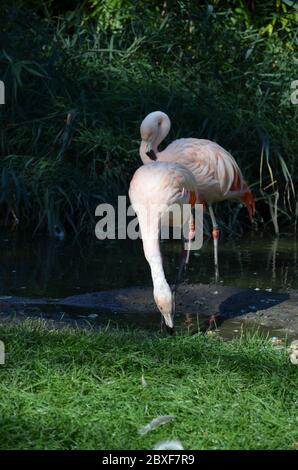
[[145, 143, 157, 161], [163, 313, 175, 336], [163, 287, 176, 336], [163, 301, 175, 336], [166, 324, 175, 336]]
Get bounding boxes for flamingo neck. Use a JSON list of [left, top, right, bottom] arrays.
[[148, 250, 173, 328], [142, 235, 171, 301], [136, 205, 173, 328], [149, 253, 169, 292], [140, 140, 159, 164]]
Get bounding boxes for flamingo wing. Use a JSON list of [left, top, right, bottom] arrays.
[[129, 162, 198, 212], [159, 138, 255, 218]]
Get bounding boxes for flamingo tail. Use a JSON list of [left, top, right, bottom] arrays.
[[240, 185, 255, 221], [230, 170, 255, 221]]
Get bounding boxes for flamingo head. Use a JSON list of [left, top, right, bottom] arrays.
[[140, 111, 171, 160], [153, 282, 174, 333]]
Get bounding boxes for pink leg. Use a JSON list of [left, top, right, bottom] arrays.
[[185, 213, 195, 265], [209, 205, 220, 282]]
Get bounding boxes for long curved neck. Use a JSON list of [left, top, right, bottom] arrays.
[[136, 206, 173, 328], [140, 140, 156, 164], [138, 212, 169, 293], [142, 233, 167, 289], [147, 247, 169, 293]]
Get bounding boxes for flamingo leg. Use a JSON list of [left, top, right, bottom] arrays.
[[171, 242, 187, 320], [178, 210, 195, 279], [171, 211, 195, 323], [208, 204, 220, 282], [186, 210, 195, 265]]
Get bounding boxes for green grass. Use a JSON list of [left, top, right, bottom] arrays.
[[0, 319, 297, 450]]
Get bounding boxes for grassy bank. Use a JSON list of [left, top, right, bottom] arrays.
[[0, 319, 297, 450], [0, 1, 297, 236]]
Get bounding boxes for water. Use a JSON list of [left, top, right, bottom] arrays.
[[0, 230, 297, 338], [0, 231, 297, 298]]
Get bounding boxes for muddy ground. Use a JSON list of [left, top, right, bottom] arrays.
[[0, 283, 298, 338]]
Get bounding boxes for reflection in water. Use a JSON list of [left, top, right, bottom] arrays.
[[0, 231, 297, 298], [267, 237, 278, 282]]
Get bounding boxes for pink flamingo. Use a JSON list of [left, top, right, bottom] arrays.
[[139, 111, 255, 280], [129, 161, 198, 333]]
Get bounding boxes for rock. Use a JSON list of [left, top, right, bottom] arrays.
[[2, 284, 298, 336]]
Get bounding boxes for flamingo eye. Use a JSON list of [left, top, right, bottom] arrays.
[[158, 121, 162, 126]]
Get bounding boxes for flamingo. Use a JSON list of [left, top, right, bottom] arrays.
[[129, 161, 199, 333], [139, 111, 255, 280]]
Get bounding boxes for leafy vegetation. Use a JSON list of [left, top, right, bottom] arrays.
[[0, 319, 297, 450], [0, 1, 297, 236]]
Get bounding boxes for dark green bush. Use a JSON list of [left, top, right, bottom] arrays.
[[0, 1, 297, 235]]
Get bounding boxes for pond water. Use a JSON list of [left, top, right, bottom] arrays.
[[0, 230, 297, 337], [0, 231, 297, 298]]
